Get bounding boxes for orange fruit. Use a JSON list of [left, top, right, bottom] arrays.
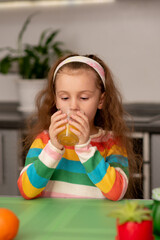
[[0, 208, 19, 240]]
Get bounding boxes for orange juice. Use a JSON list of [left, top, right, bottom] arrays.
[[57, 123, 79, 146]]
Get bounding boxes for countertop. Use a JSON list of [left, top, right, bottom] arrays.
[[0, 197, 159, 240], [1, 102, 160, 133]]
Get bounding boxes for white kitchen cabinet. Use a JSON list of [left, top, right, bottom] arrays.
[[0, 129, 21, 195]]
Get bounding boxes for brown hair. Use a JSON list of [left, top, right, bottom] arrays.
[[24, 53, 142, 199]]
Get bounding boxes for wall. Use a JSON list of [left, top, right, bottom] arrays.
[[0, 0, 160, 103]]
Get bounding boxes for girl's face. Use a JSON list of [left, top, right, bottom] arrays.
[[55, 68, 105, 133]]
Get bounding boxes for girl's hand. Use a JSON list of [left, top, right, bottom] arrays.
[[69, 111, 90, 145], [49, 110, 68, 150]]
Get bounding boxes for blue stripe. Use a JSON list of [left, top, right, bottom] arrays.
[[87, 158, 109, 184], [56, 158, 86, 174], [26, 148, 42, 158], [106, 155, 128, 167], [27, 164, 48, 188]]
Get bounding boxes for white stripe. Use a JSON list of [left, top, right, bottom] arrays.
[[39, 150, 60, 168], [44, 181, 105, 199], [75, 145, 97, 163]]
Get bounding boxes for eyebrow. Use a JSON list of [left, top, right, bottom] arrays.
[[57, 90, 94, 94]]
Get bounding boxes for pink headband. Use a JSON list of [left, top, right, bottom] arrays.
[[53, 56, 106, 88]]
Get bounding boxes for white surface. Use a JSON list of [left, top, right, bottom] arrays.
[[0, 0, 160, 103]]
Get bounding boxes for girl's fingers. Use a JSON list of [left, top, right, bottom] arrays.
[[53, 125, 66, 135], [53, 118, 68, 129], [70, 127, 80, 137], [51, 112, 67, 124], [69, 120, 84, 133], [70, 112, 88, 126]]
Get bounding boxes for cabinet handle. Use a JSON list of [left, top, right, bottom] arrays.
[[0, 133, 4, 184]]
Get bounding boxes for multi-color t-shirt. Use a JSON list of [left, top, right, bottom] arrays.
[[17, 128, 129, 201]]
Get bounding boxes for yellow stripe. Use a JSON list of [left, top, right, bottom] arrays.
[[30, 138, 46, 149], [107, 145, 127, 157], [96, 165, 116, 193], [63, 148, 79, 161], [22, 171, 45, 198]]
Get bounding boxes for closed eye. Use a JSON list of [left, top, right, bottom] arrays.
[[81, 97, 89, 100], [61, 97, 69, 100]]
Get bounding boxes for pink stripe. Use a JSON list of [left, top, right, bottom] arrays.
[[91, 133, 113, 143], [44, 144, 62, 160], [41, 191, 103, 199], [75, 146, 90, 153]]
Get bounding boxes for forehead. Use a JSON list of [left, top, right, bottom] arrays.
[[55, 68, 97, 91]]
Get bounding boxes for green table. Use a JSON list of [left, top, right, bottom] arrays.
[[0, 197, 158, 240]]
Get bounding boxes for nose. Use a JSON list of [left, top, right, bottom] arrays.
[[70, 98, 79, 111]]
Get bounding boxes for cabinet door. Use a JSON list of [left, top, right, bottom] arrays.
[[0, 130, 20, 195], [151, 134, 160, 189]]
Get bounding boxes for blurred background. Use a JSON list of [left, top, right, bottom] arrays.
[[0, 0, 160, 199], [0, 0, 160, 102]]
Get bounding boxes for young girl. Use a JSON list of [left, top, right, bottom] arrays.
[[17, 54, 138, 201]]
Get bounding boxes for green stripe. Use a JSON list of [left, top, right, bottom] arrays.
[[25, 156, 38, 166], [109, 162, 129, 178], [51, 169, 95, 187], [83, 151, 102, 173], [34, 160, 54, 180]]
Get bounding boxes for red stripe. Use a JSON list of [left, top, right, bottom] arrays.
[[36, 131, 50, 144], [64, 145, 75, 150], [102, 170, 123, 201], [104, 138, 119, 149], [90, 141, 105, 151], [90, 138, 120, 151]]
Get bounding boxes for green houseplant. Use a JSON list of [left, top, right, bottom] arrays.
[[0, 12, 69, 78], [109, 201, 154, 240], [0, 12, 70, 113]]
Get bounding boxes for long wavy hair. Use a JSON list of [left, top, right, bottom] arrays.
[[24, 53, 142, 199]]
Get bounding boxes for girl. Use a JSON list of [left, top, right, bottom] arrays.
[[17, 54, 138, 201]]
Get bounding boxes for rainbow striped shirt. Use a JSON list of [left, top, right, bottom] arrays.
[[17, 128, 129, 201]]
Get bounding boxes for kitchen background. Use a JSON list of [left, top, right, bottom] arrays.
[[0, 0, 160, 103], [0, 0, 160, 198]]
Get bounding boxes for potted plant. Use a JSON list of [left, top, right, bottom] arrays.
[[0, 12, 70, 114], [109, 201, 154, 240]]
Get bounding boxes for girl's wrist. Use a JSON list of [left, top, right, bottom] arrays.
[[49, 140, 64, 153]]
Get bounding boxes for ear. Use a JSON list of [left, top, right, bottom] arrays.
[[98, 92, 105, 109]]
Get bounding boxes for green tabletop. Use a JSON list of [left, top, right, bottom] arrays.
[[0, 197, 157, 240]]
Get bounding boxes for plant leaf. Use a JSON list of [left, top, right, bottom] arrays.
[[38, 28, 52, 46], [17, 12, 39, 54], [0, 55, 12, 74], [108, 201, 152, 224], [45, 29, 60, 46], [0, 46, 17, 53]]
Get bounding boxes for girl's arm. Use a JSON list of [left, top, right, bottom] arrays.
[[17, 131, 64, 199], [75, 136, 129, 201]]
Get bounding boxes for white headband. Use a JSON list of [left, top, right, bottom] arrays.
[[53, 56, 106, 88]]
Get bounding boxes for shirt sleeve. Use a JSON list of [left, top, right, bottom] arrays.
[[75, 137, 129, 201], [17, 132, 64, 199]]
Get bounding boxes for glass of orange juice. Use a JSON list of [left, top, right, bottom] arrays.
[[57, 110, 79, 146]]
